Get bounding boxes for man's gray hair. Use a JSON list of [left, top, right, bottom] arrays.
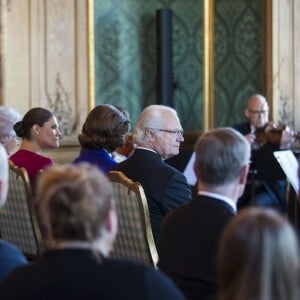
[[0, 105, 21, 139], [194, 127, 250, 186], [133, 105, 179, 146]]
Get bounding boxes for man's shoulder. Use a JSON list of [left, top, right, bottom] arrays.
[[232, 122, 251, 135]]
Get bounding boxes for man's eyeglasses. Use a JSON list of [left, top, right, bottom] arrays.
[[247, 108, 269, 115], [146, 128, 184, 136]]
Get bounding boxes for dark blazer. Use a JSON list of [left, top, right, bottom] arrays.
[[158, 195, 235, 300], [0, 249, 185, 300], [0, 240, 27, 283], [232, 122, 286, 212], [113, 148, 191, 244], [232, 122, 251, 135]]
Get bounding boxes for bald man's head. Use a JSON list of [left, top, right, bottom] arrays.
[[245, 94, 269, 129]]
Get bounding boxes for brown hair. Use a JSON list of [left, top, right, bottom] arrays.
[[36, 163, 115, 242], [14, 107, 54, 140], [78, 104, 130, 152]]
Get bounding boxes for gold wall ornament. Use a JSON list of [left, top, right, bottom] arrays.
[[203, 0, 214, 131]]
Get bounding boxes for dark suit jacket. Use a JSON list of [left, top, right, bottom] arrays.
[[233, 122, 286, 212], [158, 195, 235, 300], [0, 249, 185, 300], [113, 148, 191, 244], [0, 240, 27, 283], [232, 121, 251, 135]]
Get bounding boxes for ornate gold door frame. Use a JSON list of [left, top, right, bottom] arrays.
[[203, 0, 214, 131]]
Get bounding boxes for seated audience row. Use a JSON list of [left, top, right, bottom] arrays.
[[1, 104, 131, 190], [0, 162, 185, 299], [0, 101, 299, 300], [1, 138, 298, 300]]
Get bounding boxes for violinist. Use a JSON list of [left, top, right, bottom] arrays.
[[234, 94, 292, 148], [233, 94, 291, 213]]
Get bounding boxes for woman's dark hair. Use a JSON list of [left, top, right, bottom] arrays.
[[14, 107, 54, 140], [78, 104, 130, 152]]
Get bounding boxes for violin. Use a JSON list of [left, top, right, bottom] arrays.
[[254, 122, 300, 148], [116, 133, 134, 157]]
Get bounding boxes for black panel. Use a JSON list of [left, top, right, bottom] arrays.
[[156, 9, 173, 107]]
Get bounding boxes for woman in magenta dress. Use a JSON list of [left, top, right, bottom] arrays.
[[10, 107, 62, 189]]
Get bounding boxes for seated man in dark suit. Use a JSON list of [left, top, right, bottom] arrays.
[[0, 144, 27, 282], [233, 94, 292, 212], [158, 127, 251, 300], [113, 105, 191, 244]]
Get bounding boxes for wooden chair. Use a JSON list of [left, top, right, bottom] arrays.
[[0, 161, 44, 260], [107, 171, 158, 267]]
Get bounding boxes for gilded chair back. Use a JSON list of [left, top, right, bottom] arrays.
[[0, 161, 44, 259], [107, 171, 158, 267]]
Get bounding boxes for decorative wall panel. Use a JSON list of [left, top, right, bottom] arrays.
[[214, 0, 263, 127], [0, 0, 91, 146], [272, 0, 300, 131], [94, 0, 203, 130]]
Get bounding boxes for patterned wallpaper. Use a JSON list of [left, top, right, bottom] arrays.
[[214, 0, 263, 127], [94, 0, 262, 130]]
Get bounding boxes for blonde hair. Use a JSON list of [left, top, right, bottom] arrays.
[[36, 163, 115, 242], [218, 207, 300, 300]]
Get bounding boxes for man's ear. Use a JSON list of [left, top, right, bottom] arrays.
[[244, 108, 250, 119], [145, 129, 155, 141], [104, 209, 118, 233], [239, 164, 249, 185]]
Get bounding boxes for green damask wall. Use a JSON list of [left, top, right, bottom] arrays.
[[214, 0, 263, 127], [94, 0, 262, 130]]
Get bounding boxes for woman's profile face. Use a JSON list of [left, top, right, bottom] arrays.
[[36, 116, 62, 149]]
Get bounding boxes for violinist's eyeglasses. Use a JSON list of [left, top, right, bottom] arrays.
[[247, 108, 268, 115]]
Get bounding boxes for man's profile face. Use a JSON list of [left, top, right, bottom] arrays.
[[152, 113, 184, 159], [245, 96, 269, 129]]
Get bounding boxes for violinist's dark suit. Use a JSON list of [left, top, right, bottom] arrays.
[[233, 122, 287, 212]]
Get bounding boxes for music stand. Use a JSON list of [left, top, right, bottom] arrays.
[[274, 150, 299, 229]]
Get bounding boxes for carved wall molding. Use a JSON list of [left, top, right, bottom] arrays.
[[271, 0, 300, 130], [0, 0, 92, 147]]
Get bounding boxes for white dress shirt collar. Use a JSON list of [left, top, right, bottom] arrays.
[[198, 191, 237, 213]]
